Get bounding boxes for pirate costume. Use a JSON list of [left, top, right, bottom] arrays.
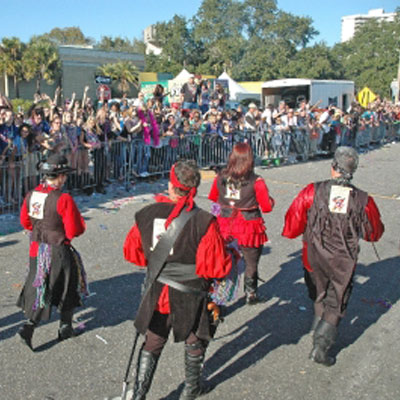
[[282, 146, 384, 366], [17, 154, 87, 350], [123, 161, 231, 400], [208, 172, 274, 304]]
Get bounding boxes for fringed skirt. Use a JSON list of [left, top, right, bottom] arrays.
[[17, 244, 88, 322]]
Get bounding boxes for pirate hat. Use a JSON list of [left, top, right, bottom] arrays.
[[39, 154, 75, 176]]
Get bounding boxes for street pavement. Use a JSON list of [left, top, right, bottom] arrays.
[[1, 143, 399, 400]]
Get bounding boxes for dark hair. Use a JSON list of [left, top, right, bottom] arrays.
[[19, 123, 35, 149], [173, 160, 201, 196], [221, 142, 254, 185]]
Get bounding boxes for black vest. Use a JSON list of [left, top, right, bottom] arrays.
[[134, 202, 216, 342], [27, 189, 66, 245]]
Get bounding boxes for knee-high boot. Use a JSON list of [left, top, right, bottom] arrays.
[[18, 320, 36, 350], [132, 348, 159, 400], [180, 344, 211, 400], [244, 275, 261, 305], [309, 319, 337, 366], [58, 309, 74, 341]]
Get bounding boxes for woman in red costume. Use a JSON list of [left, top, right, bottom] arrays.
[[208, 143, 275, 304]]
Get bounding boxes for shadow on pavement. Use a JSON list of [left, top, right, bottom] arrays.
[[162, 253, 400, 397]]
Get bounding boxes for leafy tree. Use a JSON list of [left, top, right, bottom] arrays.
[[22, 37, 60, 94], [96, 36, 145, 54], [192, 0, 246, 74], [0, 37, 25, 97], [333, 13, 400, 96], [97, 61, 139, 95], [282, 43, 344, 80], [44, 27, 94, 46]]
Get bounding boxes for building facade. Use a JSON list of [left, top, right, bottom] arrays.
[[341, 9, 396, 42], [0, 45, 145, 101]]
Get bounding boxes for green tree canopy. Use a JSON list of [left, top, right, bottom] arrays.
[[22, 37, 60, 93], [332, 12, 400, 96], [0, 37, 26, 97], [44, 27, 94, 46], [97, 61, 139, 95], [96, 36, 145, 54]]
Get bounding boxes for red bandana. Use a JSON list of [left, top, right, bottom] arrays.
[[165, 164, 197, 228]]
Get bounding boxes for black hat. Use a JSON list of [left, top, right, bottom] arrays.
[[39, 154, 75, 176]]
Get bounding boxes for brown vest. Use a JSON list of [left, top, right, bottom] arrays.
[[27, 189, 66, 245], [304, 180, 369, 262]]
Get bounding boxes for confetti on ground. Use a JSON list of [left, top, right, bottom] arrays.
[[298, 306, 307, 311], [96, 334, 108, 344], [12, 283, 22, 289], [99, 224, 108, 230], [361, 298, 392, 309]]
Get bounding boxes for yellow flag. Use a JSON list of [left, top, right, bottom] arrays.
[[357, 87, 377, 108]]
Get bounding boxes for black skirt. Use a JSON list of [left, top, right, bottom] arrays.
[[17, 244, 81, 322]]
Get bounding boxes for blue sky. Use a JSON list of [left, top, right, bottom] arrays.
[[0, 0, 398, 47]]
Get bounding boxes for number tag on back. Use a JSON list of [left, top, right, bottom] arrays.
[[29, 192, 48, 219], [329, 185, 351, 214]]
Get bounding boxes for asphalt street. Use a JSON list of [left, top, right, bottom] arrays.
[[1, 143, 399, 400]]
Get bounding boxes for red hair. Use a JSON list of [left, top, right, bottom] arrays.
[[222, 142, 254, 182]]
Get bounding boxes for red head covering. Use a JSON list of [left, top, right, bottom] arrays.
[[165, 163, 197, 228]]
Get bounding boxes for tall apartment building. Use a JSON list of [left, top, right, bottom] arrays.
[[341, 8, 396, 42]]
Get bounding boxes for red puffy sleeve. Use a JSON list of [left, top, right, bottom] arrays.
[[282, 183, 315, 239], [123, 223, 148, 267], [254, 177, 275, 213], [363, 196, 384, 242], [20, 197, 32, 231], [57, 193, 86, 240], [196, 219, 232, 279], [208, 177, 219, 202]]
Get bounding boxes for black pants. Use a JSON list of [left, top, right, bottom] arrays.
[[143, 311, 207, 356], [241, 246, 263, 279]]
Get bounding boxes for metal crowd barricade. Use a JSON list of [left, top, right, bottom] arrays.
[[0, 159, 24, 215]]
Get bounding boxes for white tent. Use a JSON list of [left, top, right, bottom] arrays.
[[173, 68, 193, 81], [218, 72, 259, 102], [168, 69, 193, 103]]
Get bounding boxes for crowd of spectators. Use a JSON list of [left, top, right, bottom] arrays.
[[1, 74, 400, 208]]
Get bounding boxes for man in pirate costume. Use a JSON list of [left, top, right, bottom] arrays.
[[282, 146, 384, 366], [123, 160, 232, 400], [17, 153, 87, 350]]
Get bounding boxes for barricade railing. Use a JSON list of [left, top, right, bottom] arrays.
[[1, 120, 398, 214]]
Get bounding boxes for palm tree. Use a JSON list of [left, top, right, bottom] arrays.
[[97, 60, 139, 95], [22, 37, 60, 94], [0, 37, 25, 98]]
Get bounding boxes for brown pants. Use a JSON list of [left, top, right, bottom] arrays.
[[143, 311, 207, 356], [304, 269, 354, 326]]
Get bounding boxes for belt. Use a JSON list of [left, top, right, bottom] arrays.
[[220, 207, 261, 220], [157, 276, 208, 298]]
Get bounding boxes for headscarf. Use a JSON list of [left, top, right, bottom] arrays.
[[164, 163, 197, 228]]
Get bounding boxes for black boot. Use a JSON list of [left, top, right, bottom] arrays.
[[58, 309, 75, 341], [132, 348, 159, 400], [180, 346, 211, 400], [18, 321, 35, 350], [309, 319, 337, 366], [310, 315, 322, 332], [244, 276, 262, 305]]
